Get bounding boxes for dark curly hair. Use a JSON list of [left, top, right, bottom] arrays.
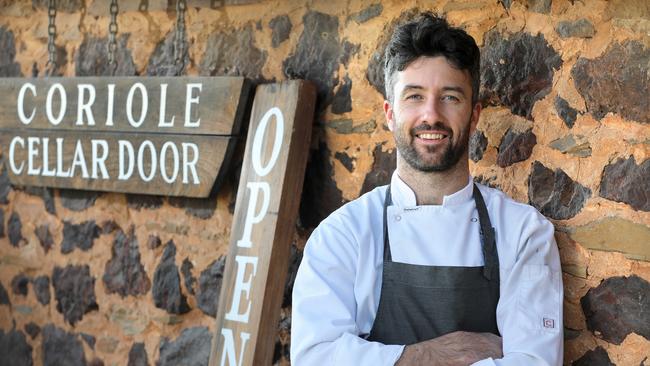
[[383, 12, 480, 104]]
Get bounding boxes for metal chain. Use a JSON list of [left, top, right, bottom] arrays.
[[46, 0, 57, 75], [107, 0, 119, 73], [174, 0, 187, 71]]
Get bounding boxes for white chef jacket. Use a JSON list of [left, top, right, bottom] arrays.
[[291, 172, 563, 365]]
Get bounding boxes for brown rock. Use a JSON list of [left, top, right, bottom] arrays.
[[599, 156, 650, 212], [570, 217, 650, 262]]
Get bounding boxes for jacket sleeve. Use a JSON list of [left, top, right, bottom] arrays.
[[290, 218, 404, 366], [473, 211, 564, 366]]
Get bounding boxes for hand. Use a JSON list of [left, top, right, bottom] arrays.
[[395, 331, 503, 366]]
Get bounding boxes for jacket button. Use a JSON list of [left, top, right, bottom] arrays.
[[395, 215, 401, 221]]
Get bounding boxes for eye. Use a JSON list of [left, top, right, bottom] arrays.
[[442, 95, 460, 102], [405, 94, 423, 101]]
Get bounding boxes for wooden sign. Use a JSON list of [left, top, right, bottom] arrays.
[[0, 77, 250, 197], [209, 80, 315, 366]]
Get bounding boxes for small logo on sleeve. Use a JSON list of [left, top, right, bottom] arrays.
[[543, 318, 555, 329]]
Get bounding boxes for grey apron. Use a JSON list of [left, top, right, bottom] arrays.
[[366, 184, 500, 345]]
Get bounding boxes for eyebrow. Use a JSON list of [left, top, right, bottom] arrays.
[[400, 84, 467, 97]]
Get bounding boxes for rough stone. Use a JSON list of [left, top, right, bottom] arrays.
[[570, 217, 650, 262], [89, 358, 104, 366], [340, 41, 360, 66], [327, 119, 377, 134], [42, 324, 86, 366], [35, 225, 54, 253], [572, 41, 649, 123], [200, 24, 267, 81], [334, 151, 356, 172], [127, 342, 148, 366], [606, 0, 650, 19], [96, 336, 118, 353], [61, 220, 101, 254], [33, 275, 51, 305], [283, 244, 303, 308], [103, 228, 151, 297], [581, 275, 650, 344], [59, 190, 100, 212], [146, 29, 189, 76], [556, 19, 596, 39], [554, 96, 579, 128], [52, 265, 98, 326], [180, 258, 196, 296], [360, 143, 396, 195], [0, 282, 9, 305], [497, 128, 537, 167], [0, 162, 12, 204], [101, 220, 119, 234], [147, 235, 162, 250], [528, 161, 591, 220], [76, 34, 137, 76], [269, 15, 291, 48], [152, 241, 190, 314], [349, 3, 383, 23], [599, 156, 650, 212], [157, 327, 212, 366], [481, 31, 562, 119], [11, 274, 29, 296], [283, 11, 343, 111], [300, 142, 346, 229], [572, 347, 614, 366], [331, 75, 353, 114], [24, 322, 40, 339], [80, 333, 95, 349], [23, 187, 55, 215], [0, 329, 33, 366], [0, 208, 4, 238], [549, 135, 591, 158], [167, 196, 217, 219], [469, 130, 488, 162], [126, 194, 164, 210], [0, 26, 22, 77], [32, 0, 83, 12], [8, 212, 25, 247], [197, 256, 225, 317], [526, 0, 551, 14]]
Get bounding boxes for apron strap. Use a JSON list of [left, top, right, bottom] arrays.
[[382, 185, 393, 262], [472, 184, 499, 281]]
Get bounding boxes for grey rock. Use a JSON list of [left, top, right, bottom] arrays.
[[11, 274, 29, 296], [600, 156, 650, 211], [581, 275, 650, 344], [197, 256, 225, 317], [572, 41, 649, 123], [32, 0, 83, 12], [61, 221, 101, 254], [80, 333, 95, 349], [35, 225, 54, 253], [0, 26, 22, 77], [269, 15, 291, 48], [497, 129, 537, 167], [24, 322, 40, 339], [33, 276, 50, 305], [42, 324, 86, 366], [360, 143, 396, 195], [526, 0, 552, 14], [572, 347, 614, 365], [331, 75, 353, 114], [127, 342, 148, 366], [0, 163, 11, 204], [0, 329, 32, 366], [0, 209, 4, 238], [146, 29, 188, 76], [52, 265, 98, 326], [157, 327, 212, 366], [59, 190, 100, 212], [180, 258, 196, 296], [549, 135, 591, 157], [8, 212, 24, 247], [349, 3, 383, 23], [152, 241, 190, 314], [340, 41, 360, 66], [147, 235, 162, 250], [167, 197, 217, 219], [528, 161, 591, 220], [481, 31, 562, 119], [554, 96, 579, 128], [0, 282, 9, 305], [76, 34, 136, 76], [126, 194, 164, 210], [556, 19, 596, 39], [103, 228, 151, 297], [334, 151, 356, 172], [283, 244, 303, 308], [469, 130, 488, 162]]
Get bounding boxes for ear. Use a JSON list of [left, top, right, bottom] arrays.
[[469, 102, 481, 135], [383, 100, 395, 132]]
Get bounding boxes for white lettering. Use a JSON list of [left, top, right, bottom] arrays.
[[41, 138, 56, 177], [45, 83, 66, 125], [184, 83, 202, 127], [225, 255, 258, 323], [158, 84, 175, 127], [56, 137, 71, 177], [252, 107, 284, 177], [126, 82, 148, 128], [9, 136, 25, 174], [160, 141, 179, 183], [220, 328, 250, 366], [182, 142, 200, 184], [237, 182, 270, 248], [27, 137, 41, 175], [137, 140, 157, 182], [17, 83, 36, 125], [75, 84, 96, 126], [70, 140, 89, 178], [106, 84, 115, 126], [118, 140, 135, 180], [91, 139, 109, 179]]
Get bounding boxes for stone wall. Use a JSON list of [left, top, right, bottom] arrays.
[[0, 0, 648, 365]]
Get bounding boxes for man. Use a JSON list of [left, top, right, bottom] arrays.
[[291, 12, 563, 366]]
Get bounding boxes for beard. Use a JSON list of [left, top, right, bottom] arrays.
[[394, 119, 471, 172]]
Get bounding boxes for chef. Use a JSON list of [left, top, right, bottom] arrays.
[[291, 12, 563, 366]]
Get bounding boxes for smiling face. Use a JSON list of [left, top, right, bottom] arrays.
[[384, 56, 481, 172]]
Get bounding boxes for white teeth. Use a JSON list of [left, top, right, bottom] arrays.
[[419, 133, 444, 140]]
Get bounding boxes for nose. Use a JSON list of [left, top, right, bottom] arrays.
[[420, 98, 443, 125]]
